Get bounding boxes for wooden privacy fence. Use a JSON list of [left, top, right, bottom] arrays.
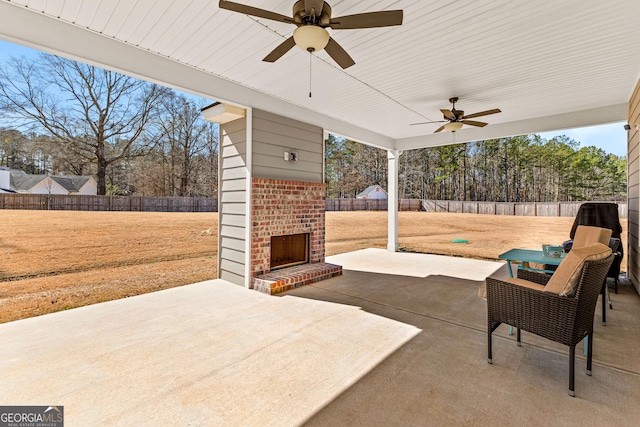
[[420, 200, 627, 219], [1, 194, 627, 218], [325, 199, 422, 211], [325, 198, 628, 219], [0, 194, 217, 212]]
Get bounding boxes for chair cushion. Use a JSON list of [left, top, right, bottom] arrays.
[[506, 278, 546, 291], [572, 226, 612, 249], [544, 243, 611, 296]]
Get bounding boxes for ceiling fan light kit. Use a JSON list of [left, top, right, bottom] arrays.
[[444, 122, 464, 132], [293, 25, 330, 52]]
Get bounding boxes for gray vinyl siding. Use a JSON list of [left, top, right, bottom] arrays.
[[252, 109, 323, 183], [628, 80, 640, 292], [219, 117, 248, 286]]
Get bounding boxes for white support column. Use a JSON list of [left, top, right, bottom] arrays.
[[387, 150, 400, 252], [244, 108, 253, 288]]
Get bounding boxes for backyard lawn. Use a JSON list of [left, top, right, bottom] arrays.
[[0, 210, 627, 323]]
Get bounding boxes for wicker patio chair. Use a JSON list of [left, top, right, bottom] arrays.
[[563, 203, 624, 293], [486, 245, 614, 397]]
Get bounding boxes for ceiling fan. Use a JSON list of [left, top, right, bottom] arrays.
[[218, 0, 403, 69], [411, 98, 502, 133]]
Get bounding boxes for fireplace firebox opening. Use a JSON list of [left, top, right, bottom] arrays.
[[270, 233, 310, 270]]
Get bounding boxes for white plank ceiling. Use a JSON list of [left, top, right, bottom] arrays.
[[0, 0, 639, 150]]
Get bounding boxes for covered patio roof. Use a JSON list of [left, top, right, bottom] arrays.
[[0, 0, 639, 150]]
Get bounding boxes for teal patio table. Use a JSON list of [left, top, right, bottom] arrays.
[[498, 248, 566, 277]]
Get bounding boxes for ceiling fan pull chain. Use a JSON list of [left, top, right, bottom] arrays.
[[309, 51, 312, 98]]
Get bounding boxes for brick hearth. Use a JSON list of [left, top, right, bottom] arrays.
[[253, 262, 343, 295]]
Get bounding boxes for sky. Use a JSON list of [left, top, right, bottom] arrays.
[[539, 123, 626, 157], [0, 40, 628, 157]]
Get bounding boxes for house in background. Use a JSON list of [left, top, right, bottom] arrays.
[[49, 175, 97, 195], [356, 185, 388, 200], [1, 169, 97, 195], [0, 167, 11, 193]]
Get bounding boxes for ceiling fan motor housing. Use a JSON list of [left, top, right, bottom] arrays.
[[447, 97, 463, 120], [452, 110, 464, 120], [293, 0, 332, 26]]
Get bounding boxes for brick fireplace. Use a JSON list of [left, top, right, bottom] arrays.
[[251, 178, 342, 294], [213, 108, 342, 290]]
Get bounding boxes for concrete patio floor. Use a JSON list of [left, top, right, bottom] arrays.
[[2, 248, 640, 426]]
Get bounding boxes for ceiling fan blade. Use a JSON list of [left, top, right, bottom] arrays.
[[263, 36, 296, 62], [304, 0, 325, 17], [219, 1, 294, 24], [329, 10, 403, 29], [440, 109, 456, 121], [462, 108, 501, 120], [462, 120, 488, 128], [324, 37, 355, 69], [434, 125, 446, 133], [410, 120, 447, 126]]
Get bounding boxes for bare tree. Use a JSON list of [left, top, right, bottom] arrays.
[[0, 54, 165, 194], [157, 93, 218, 196]]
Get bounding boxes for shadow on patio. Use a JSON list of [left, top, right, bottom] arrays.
[[284, 249, 640, 426], [1, 249, 639, 426]]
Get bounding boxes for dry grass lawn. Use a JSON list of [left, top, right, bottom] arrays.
[[0, 210, 627, 323]]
